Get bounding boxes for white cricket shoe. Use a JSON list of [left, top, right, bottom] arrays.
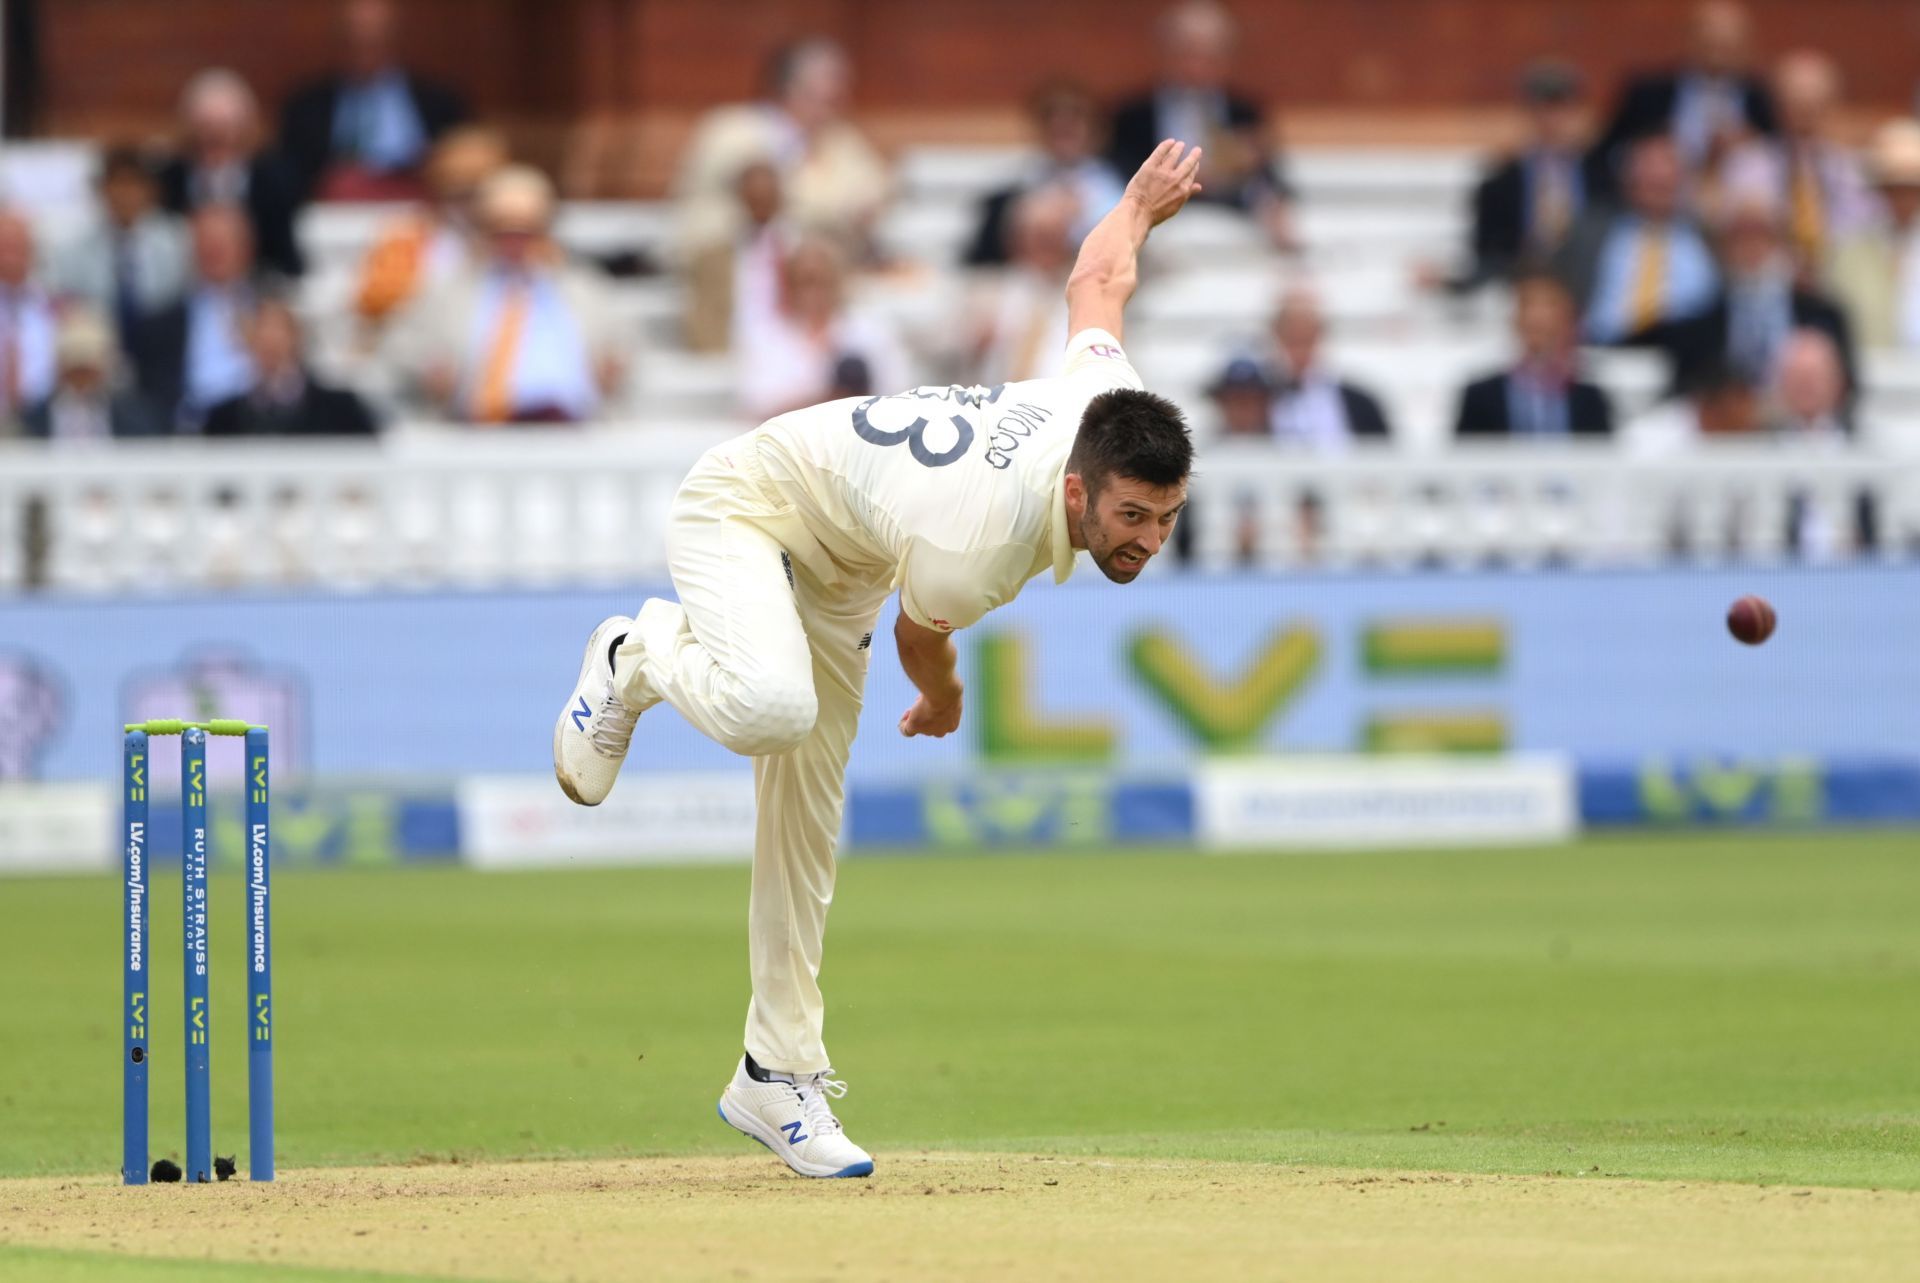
[[552, 615, 640, 806], [717, 1058, 874, 1178]]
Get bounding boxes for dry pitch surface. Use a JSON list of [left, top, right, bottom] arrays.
[[5, 1155, 1919, 1283]]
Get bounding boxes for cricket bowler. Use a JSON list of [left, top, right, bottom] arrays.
[[553, 139, 1204, 1178]]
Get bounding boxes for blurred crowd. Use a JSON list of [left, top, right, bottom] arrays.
[[0, 0, 1913, 514]]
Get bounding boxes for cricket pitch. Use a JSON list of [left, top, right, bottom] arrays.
[[5, 1154, 1918, 1283]]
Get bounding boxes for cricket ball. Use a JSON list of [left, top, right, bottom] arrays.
[[1727, 595, 1776, 646]]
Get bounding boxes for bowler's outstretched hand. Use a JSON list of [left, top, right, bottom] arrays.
[[1125, 139, 1204, 226]]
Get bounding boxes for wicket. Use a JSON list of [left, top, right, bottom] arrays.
[[122, 719, 274, 1185]]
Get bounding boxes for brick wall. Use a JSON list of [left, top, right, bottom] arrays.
[[34, 0, 1920, 192]]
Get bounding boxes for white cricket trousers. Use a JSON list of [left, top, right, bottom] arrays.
[[613, 436, 886, 1075]]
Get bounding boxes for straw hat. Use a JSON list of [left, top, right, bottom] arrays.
[[1866, 119, 1920, 188], [55, 310, 116, 370]]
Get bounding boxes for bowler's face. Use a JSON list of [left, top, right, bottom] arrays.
[[1070, 474, 1187, 583]]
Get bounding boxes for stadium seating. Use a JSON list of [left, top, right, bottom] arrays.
[[8, 140, 1916, 592]]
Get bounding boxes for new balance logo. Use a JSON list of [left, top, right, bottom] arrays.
[[570, 696, 592, 732], [781, 1119, 808, 1146], [780, 551, 795, 590], [857, 632, 872, 651]]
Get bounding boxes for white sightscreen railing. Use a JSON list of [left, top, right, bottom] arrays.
[[2, 429, 1916, 594]]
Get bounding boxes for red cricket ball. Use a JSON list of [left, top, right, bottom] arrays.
[[1727, 595, 1777, 646]]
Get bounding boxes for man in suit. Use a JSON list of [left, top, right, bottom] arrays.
[[1767, 330, 1875, 559], [132, 205, 262, 432], [966, 186, 1077, 383], [390, 165, 626, 424], [205, 298, 376, 437], [965, 81, 1123, 268], [44, 146, 190, 359], [1590, 0, 1777, 188], [1108, 0, 1294, 247], [1716, 52, 1875, 275], [1266, 286, 1391, 446], [1456, 273, 1614, 437], [279, 0, 469, 202], [1452, 62, 1600, 291], [19, 309, 161, 440], [1555, 135, 1720, 345], [158, 70, 305, 278], [0, 209, 59, 426], [1652, 197, 1855, 404], [1179, 357, 1277, 566]]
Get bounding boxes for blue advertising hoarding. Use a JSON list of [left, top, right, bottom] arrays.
[[2, 567, 1917, 835]]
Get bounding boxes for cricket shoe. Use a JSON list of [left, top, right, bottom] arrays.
[[552, 615, 640, 806], [717, 1058, 874, 1178]]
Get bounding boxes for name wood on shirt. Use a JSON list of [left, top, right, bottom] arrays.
[[984, 401, 1052, 470]]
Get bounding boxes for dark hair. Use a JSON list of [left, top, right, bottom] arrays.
[[1683, 357, 1759, 401], [1068, 389, 1193, 496], [1029, 78, 1096, 125], [1510, 265, 1574, 304], [99, 144, 157, 185]]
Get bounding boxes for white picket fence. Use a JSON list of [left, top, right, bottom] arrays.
[[3, 429, 1915, 594]]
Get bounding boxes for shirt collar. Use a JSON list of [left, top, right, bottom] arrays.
[[1048, 459, 1077, 585]]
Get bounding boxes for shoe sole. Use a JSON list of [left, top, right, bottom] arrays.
[[716, 1097, 874, 1179], [552, 615, 631, 806]]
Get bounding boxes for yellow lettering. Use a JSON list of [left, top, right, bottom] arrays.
[[1129, 626, 1320, 751], [975, 633, 1115, 764]]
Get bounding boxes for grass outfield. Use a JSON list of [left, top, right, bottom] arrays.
[[3, 832, 1917, 1280]]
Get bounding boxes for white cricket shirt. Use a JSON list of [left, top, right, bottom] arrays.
[[752, 327, 1144, 631]]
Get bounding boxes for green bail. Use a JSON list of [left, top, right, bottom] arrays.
[[196, 719, 263, 737], [121, 718, 268, 736]]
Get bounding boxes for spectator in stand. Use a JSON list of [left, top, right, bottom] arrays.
[[45, 147, 189, 359], [1264, 287, 1390, 447], [134, 204, 263, 432], [205, 297, 376, 436], [1589, 0, 1777, 188], [674, 38, 889, 263], [1556, 135, 1719, 345], [1769, 328, 1851, 444], [1208, 357, 1276, 439], [1455, 273, 1614, 438], [20, 310, 160, 440], [1770, 330, 1875, 559], [966, 185, 1076, 383], [159, 70, 304, 278], [393, 165, 623, 424], [736, 235, 906, 421], [1827, 119, 1920, 349], [354, 125, 508, 331], [1182, 358, 1277, 566], [1652, 197, 1855, 404], [965, 81, 1123, 267], [1108, 0, 1295, 248], [1448, 62, 1598, 292], [1716, 52, 1874, 276], [0, 210, 60, 427], [683, 158, 792, 354], [279, 0, 469, 202], [1622, 358, 1763, 457]]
